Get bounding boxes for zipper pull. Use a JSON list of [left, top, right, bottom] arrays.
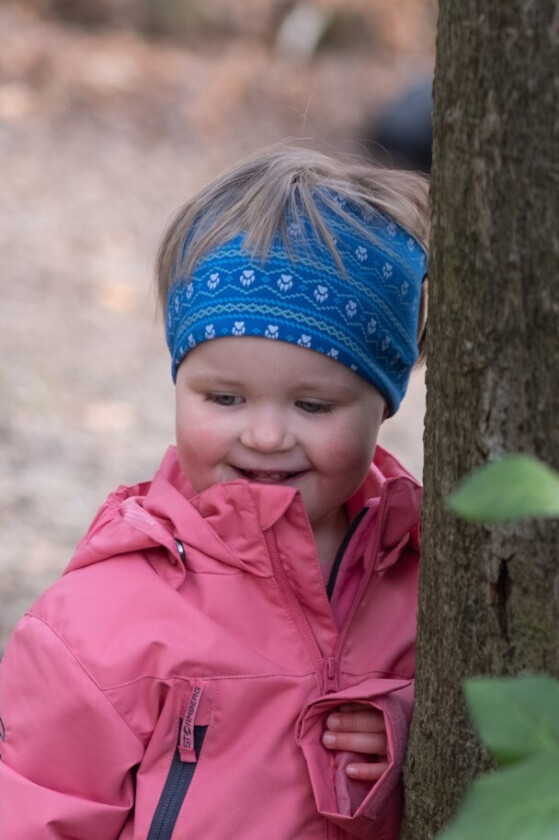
[[178, 682, 205, 762], [322, 657, 338, 694]]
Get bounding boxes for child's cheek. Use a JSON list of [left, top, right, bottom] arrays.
[[323, 426, 378, 474]]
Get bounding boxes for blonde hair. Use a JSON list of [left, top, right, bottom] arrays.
[[156, 142, 429, 359]]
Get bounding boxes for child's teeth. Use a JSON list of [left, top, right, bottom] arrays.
[[246, 471, 292, 481]]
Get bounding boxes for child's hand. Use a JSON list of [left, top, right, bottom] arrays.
[[322, 703, 388, 781]]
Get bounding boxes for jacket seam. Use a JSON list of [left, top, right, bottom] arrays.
[[25, 611, 146, 746], [341, 669, 414, 680], [99, 670, 319, 692]]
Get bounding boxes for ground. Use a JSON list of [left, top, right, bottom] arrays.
[[0, 2, 434, 648]]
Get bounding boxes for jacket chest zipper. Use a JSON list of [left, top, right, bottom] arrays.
[[265, 530, 330, 692], [265, 488, 392, 696], [331, 488, 391, 667], [146, 723, 208, 840], [322, 656, 338, 694]]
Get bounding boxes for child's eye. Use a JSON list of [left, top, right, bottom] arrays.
[[296, 400, 334, 414], [206, 393, 243, 407]]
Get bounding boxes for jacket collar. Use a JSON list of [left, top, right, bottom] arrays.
[[66, 445, 420, 581]]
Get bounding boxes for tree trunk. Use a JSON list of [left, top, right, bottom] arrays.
[[401, 2, 559, 838]]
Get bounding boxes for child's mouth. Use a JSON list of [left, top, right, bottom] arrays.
[[235, 468, 302, 484]]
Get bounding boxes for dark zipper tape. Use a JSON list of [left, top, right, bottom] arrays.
[[326, 508, 368, 601], [147, 724, 208, 840]]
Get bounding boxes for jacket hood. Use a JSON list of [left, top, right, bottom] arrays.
[[65, 445, 421, 579]]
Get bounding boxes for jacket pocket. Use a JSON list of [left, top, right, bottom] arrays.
[[147, 680, 212, 840], [296, 678, 413, 840]]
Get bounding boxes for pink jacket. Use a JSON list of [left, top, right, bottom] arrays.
[[0, 445, 421, 840]]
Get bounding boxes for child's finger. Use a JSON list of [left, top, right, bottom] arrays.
[[345, 761, 389, 781], [322, 729, 387, 754], [326, 709, 385, 733]]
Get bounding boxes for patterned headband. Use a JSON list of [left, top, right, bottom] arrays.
[[166, 202, 427, 415]]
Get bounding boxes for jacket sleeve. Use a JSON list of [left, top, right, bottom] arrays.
[[0, 613, 145, 840], [296, 678, 414, 840]]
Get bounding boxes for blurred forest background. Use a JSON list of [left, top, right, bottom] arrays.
[[0, 0, 435, 647]]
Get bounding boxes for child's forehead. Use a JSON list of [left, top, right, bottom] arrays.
[[183, 335, 369, 391]]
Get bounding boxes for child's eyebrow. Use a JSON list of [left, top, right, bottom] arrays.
[[186, 373, 244, 388], [291, 381, 358, 398]]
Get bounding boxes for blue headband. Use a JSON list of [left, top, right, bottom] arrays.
[[166, 203, 427, 415]]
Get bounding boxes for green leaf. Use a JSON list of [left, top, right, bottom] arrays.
[[437, 753, 559, 840], [464, 676, 559, 765], [447, 455, 559, 522]]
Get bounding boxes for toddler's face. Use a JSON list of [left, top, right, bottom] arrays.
[[175, 337, 385, 550]]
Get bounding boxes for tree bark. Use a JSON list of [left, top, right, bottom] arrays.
[[401, 2, 559, 837]]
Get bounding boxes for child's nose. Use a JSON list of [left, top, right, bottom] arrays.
[[240, 408, 295, 452]]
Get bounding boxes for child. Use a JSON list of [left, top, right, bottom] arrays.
[[0, 144, 428, 839]]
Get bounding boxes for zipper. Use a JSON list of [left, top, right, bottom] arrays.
[[322, 656, 338, 694], [146, 723, 207, 840], [266, 484, 392, 696], [331, 485, 392, 670], [265, 529, 326, 690], [326, 822, 344, 840]]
